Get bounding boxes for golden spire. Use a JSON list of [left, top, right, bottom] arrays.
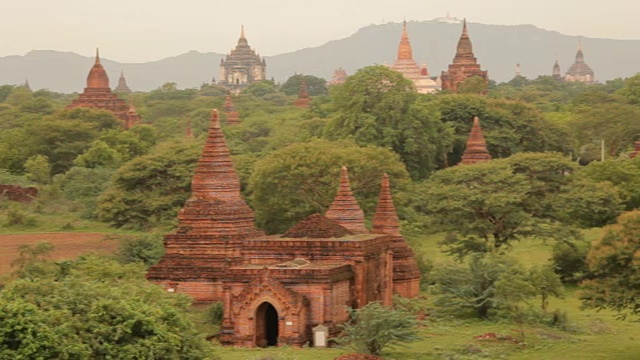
[[397, 20, 413, 61]]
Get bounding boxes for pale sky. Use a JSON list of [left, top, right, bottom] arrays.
[[1, 0, 638, 62]]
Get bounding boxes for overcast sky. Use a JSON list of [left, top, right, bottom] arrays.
[[1, 0, 638, 62]]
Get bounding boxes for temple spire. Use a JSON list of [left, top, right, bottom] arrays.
[[397, 20, 413, 61], [372, 173, 401, 236], [293, 79, 310, 108], [456, 18, 473, 56], [325, 166, 368, 234], [460, 116, 492, 165]]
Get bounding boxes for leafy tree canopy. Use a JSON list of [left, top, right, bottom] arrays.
[[281, 74, 328, 97]]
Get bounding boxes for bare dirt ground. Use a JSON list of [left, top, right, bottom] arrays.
[[0, 232, 117, 276]]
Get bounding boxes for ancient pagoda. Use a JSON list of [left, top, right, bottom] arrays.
[[565, 40, 595, 84], [389, 21, 439, 94], [124, 101, 140, 129], [67, 49, 138, 123], [293, 80, 310, 108], [441, 19, 488, 93], [218, 26, 267, 94], [147, 109, 421, 347], [552, 59, 562, 81], [114, 71, 132, 93], [223, 94, 240, 125], [460, 116, 492, 165], [329, 67, 348, 85]]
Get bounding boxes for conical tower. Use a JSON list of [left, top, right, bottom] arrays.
[[293, 79, 310, 108], [390, 21, 439, 94], [372, 173, 421, 298], [552, 58, 562, 80], [441, 19, 488, 93], [23, 79, 32, 92], [325, 166, 368, 234], [147, 109, 263, 301], [223, 94, 240, 125], [397, 21, 413, 60], [114, 71, 132, 93], [86, 48, 110, 89], [460, 116, 492, 165], [565, 39, 595, 83]]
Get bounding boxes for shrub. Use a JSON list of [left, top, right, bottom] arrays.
[[4, 206, 38, 227], [206, 301, 224, 326], [552, 240, 590, 283]]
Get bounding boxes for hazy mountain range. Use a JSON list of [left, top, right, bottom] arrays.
[[2, 19, 640, 93]]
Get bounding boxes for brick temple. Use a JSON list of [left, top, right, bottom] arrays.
[[67, 49, 140, 124], [293, 80, 311, 108], [389, 21, 440, 93], [441, 19, 488, 93], [147, 110, 421, 347], [564, 40, 595, 84]]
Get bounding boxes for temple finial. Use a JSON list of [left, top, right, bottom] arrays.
[[463, 18, 468, 35], [240, 25, 245, 39], [95, 48, 100, 64]]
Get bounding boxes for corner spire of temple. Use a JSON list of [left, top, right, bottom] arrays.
[[460, 116, 492, 165], [325, 166, 368, 234], [372, 174, 401, 236], [456, 18, 473, 56]]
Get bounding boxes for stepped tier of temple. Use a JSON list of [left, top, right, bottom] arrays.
[[218, 26, 267, 94], [460, 116, 492, 165], [147, 108, 420, 347], [223, 95, 240, 125], [441, 19, 488, 93], [389, 21, 440, 94], [67, 50, 140, 124]]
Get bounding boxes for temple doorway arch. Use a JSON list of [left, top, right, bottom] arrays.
[[255, 302, 279, 347]]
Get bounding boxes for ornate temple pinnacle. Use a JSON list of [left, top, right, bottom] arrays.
[[372, 173, 401, 236], [325, 166, 368, 234]]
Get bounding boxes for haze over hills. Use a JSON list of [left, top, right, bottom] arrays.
[[2, 19, 640, 93]]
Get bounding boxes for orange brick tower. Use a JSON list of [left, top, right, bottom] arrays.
[[223, 94, 240, 125], [372, 173, 421, 297], [67, 49, 130, 121], [440, 19, 488, 93], [325, 166, 368, 234], [124, 100, 141, 129], [460, 116, 492, 165], [293, 80, 311, 108]]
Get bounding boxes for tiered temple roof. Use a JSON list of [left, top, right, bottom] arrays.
[[114, 71, 132, 93], [67, 49, 139, 123], [223, 95, 240, 125], [218, 26, 266, 94], [441, 19, 488, 93], [460, 116, 492, 165], [293, 80, 311, 108], [329, 67, 348, 85], [389, 21, 440, 94], [325, 166, 368, 234], [565, 41, 595, 84]]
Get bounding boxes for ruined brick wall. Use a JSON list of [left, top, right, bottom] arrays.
[[0, 185, 38, 203]]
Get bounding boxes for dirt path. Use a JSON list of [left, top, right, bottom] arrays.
[[0, 232, 117, 276]]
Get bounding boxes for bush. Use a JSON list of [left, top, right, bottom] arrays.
[[206, 301, 224, 326], [4, 206, 38, 227], [108, 233, 165, 266], [552, 240, 590, 283]]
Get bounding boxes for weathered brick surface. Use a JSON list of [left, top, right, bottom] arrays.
[[460, 116, 492, 165], [0, 185, 38, 203], [440, 20, 488, 93]]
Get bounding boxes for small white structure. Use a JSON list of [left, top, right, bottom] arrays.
[[312, 324, 329, 348]]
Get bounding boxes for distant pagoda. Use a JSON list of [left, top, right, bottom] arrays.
[[552, 59, 562, 81], [441, 19, 488, 93], [460, 116, 492, 165], [114, 71, 132, 93], [223, 94, 240, 125], [218, 26, 267, 94], [293, 80, 310, 108], [389, 21, 439, 93], [565, 40, 595, 84], [329, 67, 348, 85], [67, 49, 139, 123]]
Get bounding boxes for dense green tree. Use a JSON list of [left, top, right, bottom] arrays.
[[339, 301, 421, 356], [249, 139, 410, 233], [280, 74, 328, 96], [97, 140, 201, 229], [552, 240, 590, 283], [581, 210, 640, 319], [23, 154, 50, 184], [528, 265, 565, 312], [554, 179, 623, 228], [243, 80, 280, 98], [73, 140, 122, 168], [616, 73, 640, 105], [325, 65, 450, 179], [56, 166, 115, 218], [457, 76, 488, 94], [578, 158, 640, 210], [1, 255, 213, 359]]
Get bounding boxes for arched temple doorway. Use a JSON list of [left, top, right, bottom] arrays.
[[255, 302, 279, 347]]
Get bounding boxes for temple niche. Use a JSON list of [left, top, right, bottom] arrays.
[[147, 110, 421, 348], [564, 40, 595, 84], [440, 19, 488, 93], [389, 21, 440, 94], [218, 26, 267, 94], [67, 49, 139, 123]]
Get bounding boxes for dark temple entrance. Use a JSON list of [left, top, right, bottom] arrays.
[[255, 302, 279, 347]]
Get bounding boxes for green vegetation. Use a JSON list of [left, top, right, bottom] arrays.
[[2, 71, 640, 359]]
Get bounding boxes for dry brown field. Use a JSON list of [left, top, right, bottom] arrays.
[[0, 232, 116, 276]]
